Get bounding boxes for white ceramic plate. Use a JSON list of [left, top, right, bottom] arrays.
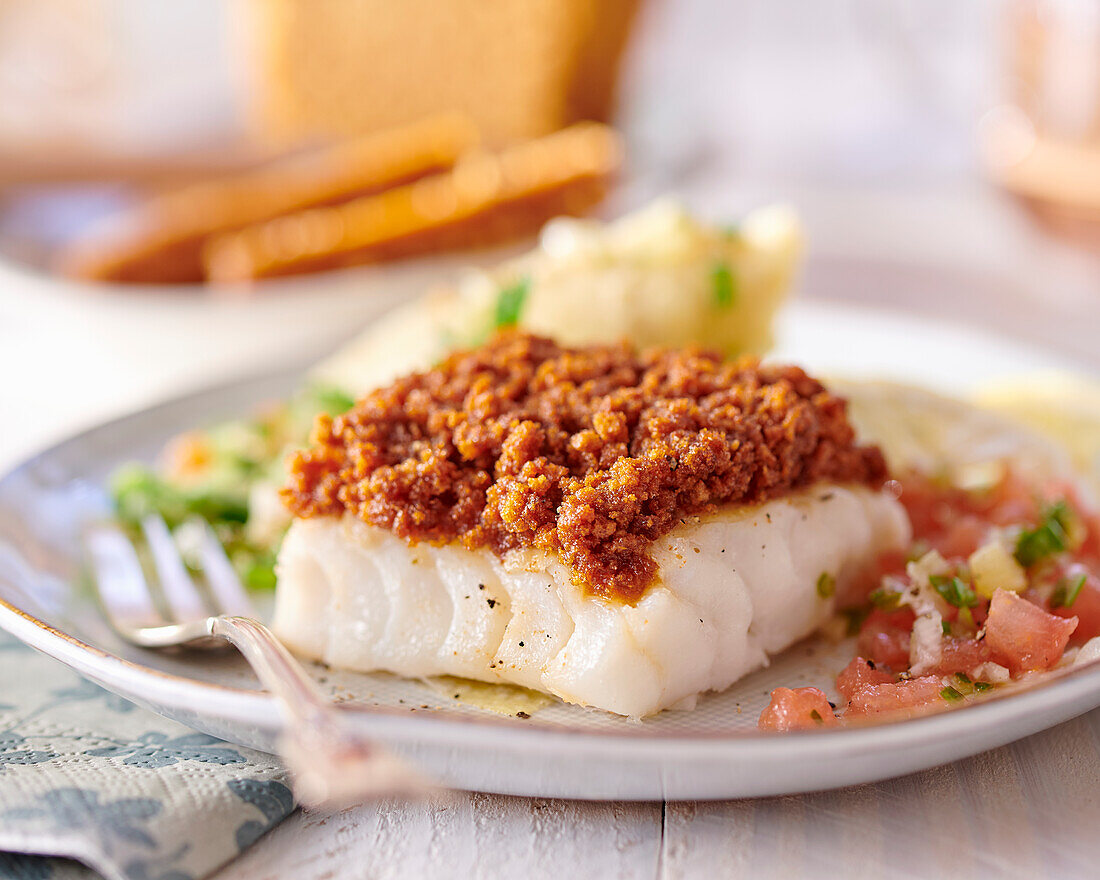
[[2, 300, 1099, 801]]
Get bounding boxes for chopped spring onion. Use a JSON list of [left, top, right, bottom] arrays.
[[308, 385, 356, 416], [951, 673, 976, 695], [809, 709, 825, 724], [869, 587, 902, 611], [816, 571, 836, 599], [1051, 573, 1088, 609], [841, 607, 869, 636], [1014, 501, 1073, 567], [940, 686, 964, 702], [930, 575, 980, 609], [493, 277, 531, 328], [710, 261, 737, 308]]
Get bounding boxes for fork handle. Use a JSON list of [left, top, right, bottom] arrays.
[[209, 615, 431, 808]]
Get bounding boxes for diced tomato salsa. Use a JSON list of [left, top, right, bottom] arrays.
[[845, 675, 944, 717], [984, 590, 1077, 674], [1044, 564, 1100, 644], [856, 609, 914, 670], [757, 687, 839, 732], [835, 657, 893, 701], [928, 637, 990, 675], [760, 469, 1099, 732]]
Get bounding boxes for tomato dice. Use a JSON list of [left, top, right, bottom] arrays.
[[845, 675, 945, 717], [857, 608, 915, 670], [836, 657, 893, 702], [931, 638, 991, 675], [984, 590, 1077, 674], [898, 471, 1041, 555], [1048, 569, 1100, 644], [936, 516, 988, 559], [758, 687, 839, 732]]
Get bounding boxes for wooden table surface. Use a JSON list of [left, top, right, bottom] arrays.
[[212, 706, 1100, 879]]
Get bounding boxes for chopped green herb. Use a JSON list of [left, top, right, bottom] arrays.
[[951, 673, 975, 695], [869, 587, 902, 611], [816, 571, 836, 599], [227, 453, 263, 478], [973, 681, 993, 692], [1014, 501, 1073, 567], [841, 607, 869, 637], [494, 277, 530, 328], [929, 575, 979, 609], [940, 686, 964, 702], [941, 620, 952, 636], [1051, 573, 1087, 609], [710, 261, 737, 308], [243, 556, 277, 591], [809, 708, 825, 724], [308, 385, 356, 416]]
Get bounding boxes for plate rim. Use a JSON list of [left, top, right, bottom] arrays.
[[3, 591, 1100, 763], [3, 299, 1100, 796]]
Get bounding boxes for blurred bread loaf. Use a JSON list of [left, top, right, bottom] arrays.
[[238, 0, 640, 146]]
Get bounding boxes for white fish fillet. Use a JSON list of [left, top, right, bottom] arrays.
[[273, 484, 909, 717]]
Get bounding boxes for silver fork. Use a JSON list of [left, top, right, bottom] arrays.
[[85, 513, 430, 808]]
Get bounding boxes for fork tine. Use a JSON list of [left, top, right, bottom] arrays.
[[195, 520, 257, 618], [140, 514, 211, 622], [85, 524, 163, 627]]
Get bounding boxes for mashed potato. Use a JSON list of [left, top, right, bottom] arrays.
[[311, 199, 802, 395]]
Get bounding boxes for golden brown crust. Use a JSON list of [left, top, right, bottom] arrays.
[[283, 333, 887, 601], [56, 113, 479, 284], [203, 122, 621, 282]]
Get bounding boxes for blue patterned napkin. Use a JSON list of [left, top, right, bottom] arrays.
[[0, 631, 294, 880]]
